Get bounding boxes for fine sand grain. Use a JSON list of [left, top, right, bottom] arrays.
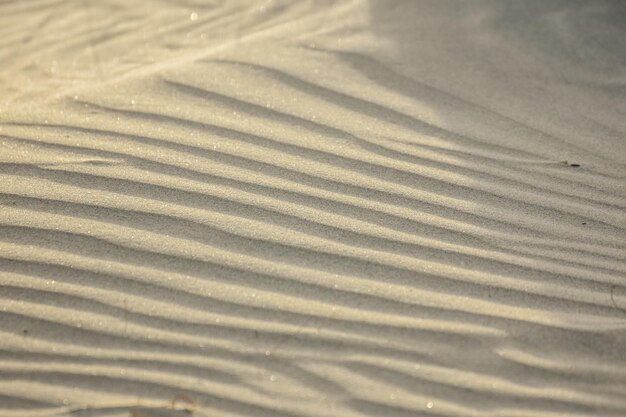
[[1, 1, 625, 416]]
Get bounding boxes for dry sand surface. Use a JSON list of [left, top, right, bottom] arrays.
[[1, 0, 626, 416]]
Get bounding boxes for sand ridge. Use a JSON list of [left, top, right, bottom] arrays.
[[1, 0, 625, 416]]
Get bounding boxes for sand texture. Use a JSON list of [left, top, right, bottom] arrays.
[[1, 0, 625, 416]]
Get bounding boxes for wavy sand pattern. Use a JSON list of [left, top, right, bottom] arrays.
[[1, 1, 625, 416]]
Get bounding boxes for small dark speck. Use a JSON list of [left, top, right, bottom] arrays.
[[23, 329, 28, 334], [582, 222, 587, 225], [85, 160, 115, 166], [570, 163, 580, 167]]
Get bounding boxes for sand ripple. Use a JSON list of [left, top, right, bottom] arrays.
[[1, 1, 625, 416]]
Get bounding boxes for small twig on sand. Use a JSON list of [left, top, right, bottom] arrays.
[[610, 285, 626, 316]]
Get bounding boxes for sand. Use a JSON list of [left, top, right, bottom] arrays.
[[0, 0, 625, 416]]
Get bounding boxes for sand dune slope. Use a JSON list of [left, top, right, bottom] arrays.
[[1, 1, 625, 416]]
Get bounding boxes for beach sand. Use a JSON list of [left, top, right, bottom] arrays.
[[0, 1, 625, 416]]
